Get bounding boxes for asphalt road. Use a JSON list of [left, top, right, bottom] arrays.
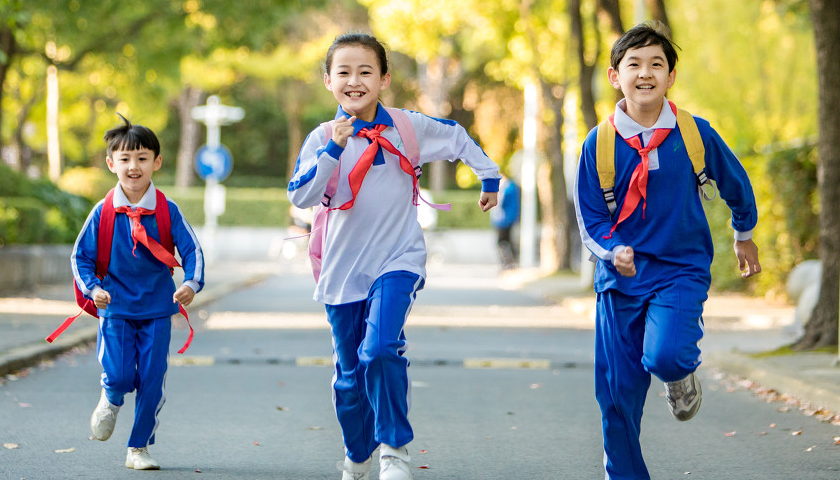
[[2, 265, 839, 479]]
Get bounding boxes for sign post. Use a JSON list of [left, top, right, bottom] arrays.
[[191, 95, 244, 264]]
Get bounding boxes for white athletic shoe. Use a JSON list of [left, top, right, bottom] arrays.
[[665, 372, 702, 421], [90, 389, 120, 441], [336, 455, 372, 480], [379, 444, 412, 480], [125, 447, 161, 470]]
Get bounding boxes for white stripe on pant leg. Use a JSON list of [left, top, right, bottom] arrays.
[[401, 275, 423, 415]]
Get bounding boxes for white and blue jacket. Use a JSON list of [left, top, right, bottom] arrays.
[[288, 104, 501, 305]]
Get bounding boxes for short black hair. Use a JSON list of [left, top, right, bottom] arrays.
[[103, 113, 161, 157], [325, 32, 389, 75], [610, 21, 679, 72]]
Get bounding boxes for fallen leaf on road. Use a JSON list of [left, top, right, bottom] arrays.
[[3, 443, 19, 449], [724, 431, 736, 437], [791, 430, 802, 436], [54, 448, 75, 453]]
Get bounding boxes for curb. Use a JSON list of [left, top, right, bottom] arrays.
[[0, 269, 274, 378], [704, 351, 840, 415]]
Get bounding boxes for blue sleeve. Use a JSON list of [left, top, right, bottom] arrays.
[[169, 200, 205, 293], [573, 128, 627, 262], [71, 201, 103, 298], [699, 120, 758, 233], [287, 126, 341, 208]]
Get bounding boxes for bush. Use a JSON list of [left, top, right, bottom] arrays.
[[161, 186, 492, 229], [58, 167, 114, 202], [0, 164, 92, 245]]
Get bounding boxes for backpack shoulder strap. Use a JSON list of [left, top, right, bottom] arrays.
[[320, 121, 341, 206], [154, 189, 174, 254], [595, 117, 618, 215], [675, 108, 708, 185], [384, 107, 420, 168], [96, 188, 117, 278]]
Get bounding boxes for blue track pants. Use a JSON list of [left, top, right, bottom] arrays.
[[325, 271, 424, 463], [595, 282, 706, 480], [96, 316, 170, 448]]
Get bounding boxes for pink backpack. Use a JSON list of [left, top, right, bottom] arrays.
[[309, 107, 449, 281]]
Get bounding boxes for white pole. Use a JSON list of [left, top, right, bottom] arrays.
[[46, 65, 61, 181], [520, 78, 538, 269], [634, 0, 647, 24]]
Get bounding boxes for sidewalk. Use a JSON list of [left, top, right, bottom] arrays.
[[2, 254, 840, 424], [0, 259, 279, 378], [501, 267, 840, 417]]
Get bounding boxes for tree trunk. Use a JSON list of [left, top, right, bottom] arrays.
[[175, 86, 203, 188], [285, 80, 305, 181], [538, 81, 571, 272], [571, 0, 600, 131], [598, 0, 625, 35], [0, 26, 18, 153], [417, 55, 461, 192], [646, 0, 670, 31], [795, 0, 840, 350]]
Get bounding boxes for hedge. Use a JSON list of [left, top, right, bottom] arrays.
[[161, 186, 492, 229]]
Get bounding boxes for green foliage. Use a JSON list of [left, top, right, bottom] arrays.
[[0, 164, 91, 245], [161, 187, 490, 229], [706, 145, 819, 297], [58, 167, 113, 202]]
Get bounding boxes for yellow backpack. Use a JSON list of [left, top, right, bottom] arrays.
[[595, 108, 711, 216]]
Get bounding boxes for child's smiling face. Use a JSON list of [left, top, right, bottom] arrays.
[[324, 45, 391, 123], [106, 147, 161, 202], [608, 43, 676, 114]]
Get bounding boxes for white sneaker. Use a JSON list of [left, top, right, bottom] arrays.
[[379, 444, 412, 480], [336, 455, 371, 480], [125, 447, 161, 470], [665, 372, 702, 421], [90, 389, 120, 441]]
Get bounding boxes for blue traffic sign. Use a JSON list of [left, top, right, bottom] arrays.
[[195, 144, 233, 181]]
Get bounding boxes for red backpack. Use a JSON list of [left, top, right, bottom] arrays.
[[47, 188, 193, 353]]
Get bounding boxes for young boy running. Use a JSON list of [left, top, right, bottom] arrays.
[[72, 114, 204, 470], [574, 22, 761, 479]]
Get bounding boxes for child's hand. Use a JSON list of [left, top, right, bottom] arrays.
[[173, 285, 196, 307], [614, 246, 636, 277], [332, 116, 356, 148], [478, 191, 498, 212], [93, 289, 111, 309], [734, 239, 761, 278]]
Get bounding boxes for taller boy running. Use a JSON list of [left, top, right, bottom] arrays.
[[574, 22, 760, 480]]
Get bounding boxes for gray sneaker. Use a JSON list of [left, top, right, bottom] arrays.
[[665, 372, 702, 421], [337, 455, 371, 480], [90, 389, 120, 441]]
